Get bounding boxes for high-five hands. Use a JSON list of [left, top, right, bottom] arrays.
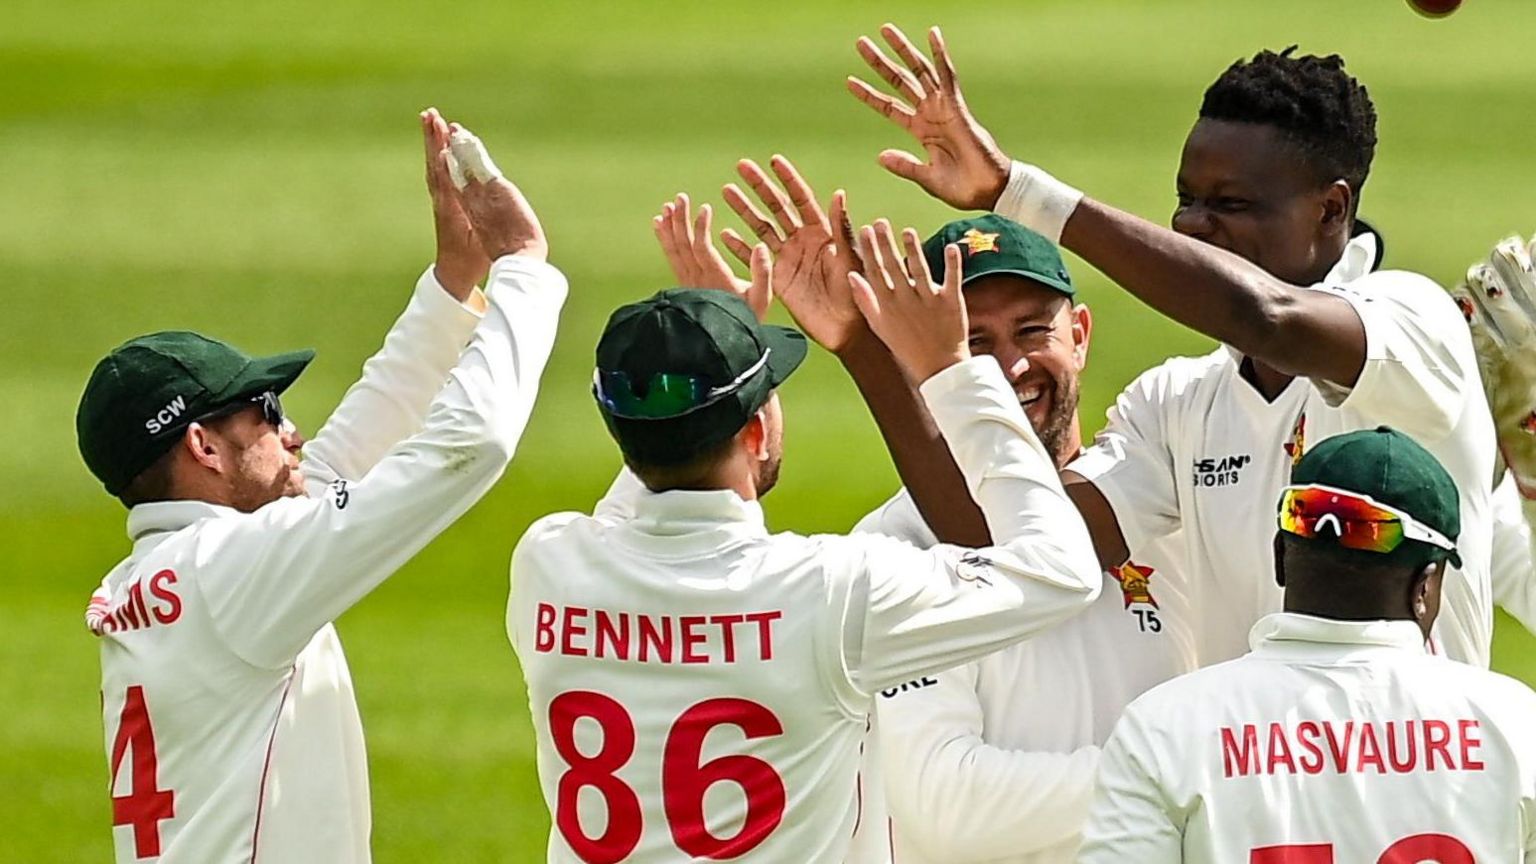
[[719, 157, 866, 353], [421, 109, 491, 300], [429, 115, 549, 263], [1456, 235, 1536, 497], [848, 221, 969, 383], [652, 193, 772, 321], [847, 24, 1011, 211]]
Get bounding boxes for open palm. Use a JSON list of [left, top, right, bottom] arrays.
[[720, 157, 865, 353], [847, 24, 1011, 211]]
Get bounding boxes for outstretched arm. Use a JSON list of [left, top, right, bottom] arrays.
[[848, 24, 1367, 388], [302, 109, 495, 488], [719, 157, 989, 545]]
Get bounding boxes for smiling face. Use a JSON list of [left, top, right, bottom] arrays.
[[1171, 118, 1353, 285], [962, 275, 1090, 468]]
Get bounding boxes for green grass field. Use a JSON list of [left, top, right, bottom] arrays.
[[7, 0, 1536, 859]]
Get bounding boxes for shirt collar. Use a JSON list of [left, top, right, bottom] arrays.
[[627, 487, 768, 539], [1249, 611, 1429, 658], [126, 499, 239, 548], [1223, 227, 1382, 364]]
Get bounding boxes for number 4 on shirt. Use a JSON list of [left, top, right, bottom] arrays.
[[110, 685, 176, 859], [1252, 834, 1472, 864]]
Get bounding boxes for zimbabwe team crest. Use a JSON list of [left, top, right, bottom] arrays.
[[1284, 412, 1307, 466], [961, 228, 1001, 254], [1111, 561, 1158, 609]]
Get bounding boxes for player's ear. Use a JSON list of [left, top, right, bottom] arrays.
[[183, 423, 223, 472], [740, 412, 769, 462], [1070, 303, 1092, 369], [1272, 532, 1287, 588], [1410, 561, 1445, 639], [1319, 180, 1352, 231]]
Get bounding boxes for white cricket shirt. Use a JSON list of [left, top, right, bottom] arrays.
[[508, 356, 1103, 863], [847, 491, 1192, 864], [1078, 612, 1536, 861], [88, 257, 566, 863], [1062, 232, 1497, 667]]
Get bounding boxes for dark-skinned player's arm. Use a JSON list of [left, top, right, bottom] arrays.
[[846, 23, 1368, 390], [709, 156, 991, 547]]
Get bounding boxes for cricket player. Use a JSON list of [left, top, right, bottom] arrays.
[[848, 27, 1498, 667], [78, 114, 565, 863], [703, 158, 1193, 861], [1077, 426, 1536, 861], [508, 210, 1104, 861]]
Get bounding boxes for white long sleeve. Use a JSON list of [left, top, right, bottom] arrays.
[[200, 255, 566, 667], [302, 267, 483, 490], [840, 356, 1102, 697], [1491, 472, 1536, 635], [878, 663, 1099, 862]]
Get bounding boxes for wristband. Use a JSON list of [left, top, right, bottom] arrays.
[[993, 161, 1083, 244]]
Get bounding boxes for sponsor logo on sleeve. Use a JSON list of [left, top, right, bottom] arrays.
[[328, 479, 350, 510], [956, 551, 994, 586]]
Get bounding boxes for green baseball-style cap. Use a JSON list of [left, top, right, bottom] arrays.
[[1286, 426, 1462, 569], [76, 331, 314, 495], [593, 289, 807, 466], [923, 214, 1075, 297]]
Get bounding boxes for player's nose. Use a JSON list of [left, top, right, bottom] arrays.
[[280, 419, 305, 452], [1172, 203, 1215, 240], [995, 347, 1031, 382]]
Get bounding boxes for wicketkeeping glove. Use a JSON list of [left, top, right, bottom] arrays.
[[1454, 234, 1536, 498]]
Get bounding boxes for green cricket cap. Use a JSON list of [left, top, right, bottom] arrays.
[[1288, 426, 1462, 569], [923, 214, 1075, 297], [594, 289, 807, 466], [76, 331, 314, 495]]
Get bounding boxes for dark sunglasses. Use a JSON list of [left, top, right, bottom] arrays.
[[193, 391, 286, 429], [593, 349, 771, 420]]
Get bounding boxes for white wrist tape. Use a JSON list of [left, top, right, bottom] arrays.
[[447, 128, 503, 190], [993, 161, 1083, 243]]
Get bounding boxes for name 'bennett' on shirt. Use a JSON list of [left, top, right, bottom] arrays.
[[531, 603, 783, 664]]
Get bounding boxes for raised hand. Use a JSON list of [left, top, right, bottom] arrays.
[[848, 24, 1011, 211], [720, 156, 865, 352], [847, 219, 968, 382], [422, 108, 491, 299], [443, 121, 548, 262], [652, 193, 772, 320], [1456, 235, 1536, 497]]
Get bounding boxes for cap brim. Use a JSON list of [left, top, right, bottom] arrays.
[[761, 325, 807, 388], [219, 349, 316, 400], [960, 269, 1075, 298]]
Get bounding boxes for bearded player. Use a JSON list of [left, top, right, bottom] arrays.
[[848, 27, 1498, 668], [80, 115, 566, 862], [1078, 427, 1536, 860], [507, 196, 1104, 861], [679, 168, 1192, 863]]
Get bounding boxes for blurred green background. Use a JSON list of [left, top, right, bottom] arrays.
[[6, 0, 1535, 859]]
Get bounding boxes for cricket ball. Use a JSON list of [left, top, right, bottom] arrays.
[[1406, 0, 1461, 17]]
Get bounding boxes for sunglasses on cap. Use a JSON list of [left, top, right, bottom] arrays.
[[593, 349, 771, 420], [1278, 484, 1457, 557], [192, 390, 286, 429]]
